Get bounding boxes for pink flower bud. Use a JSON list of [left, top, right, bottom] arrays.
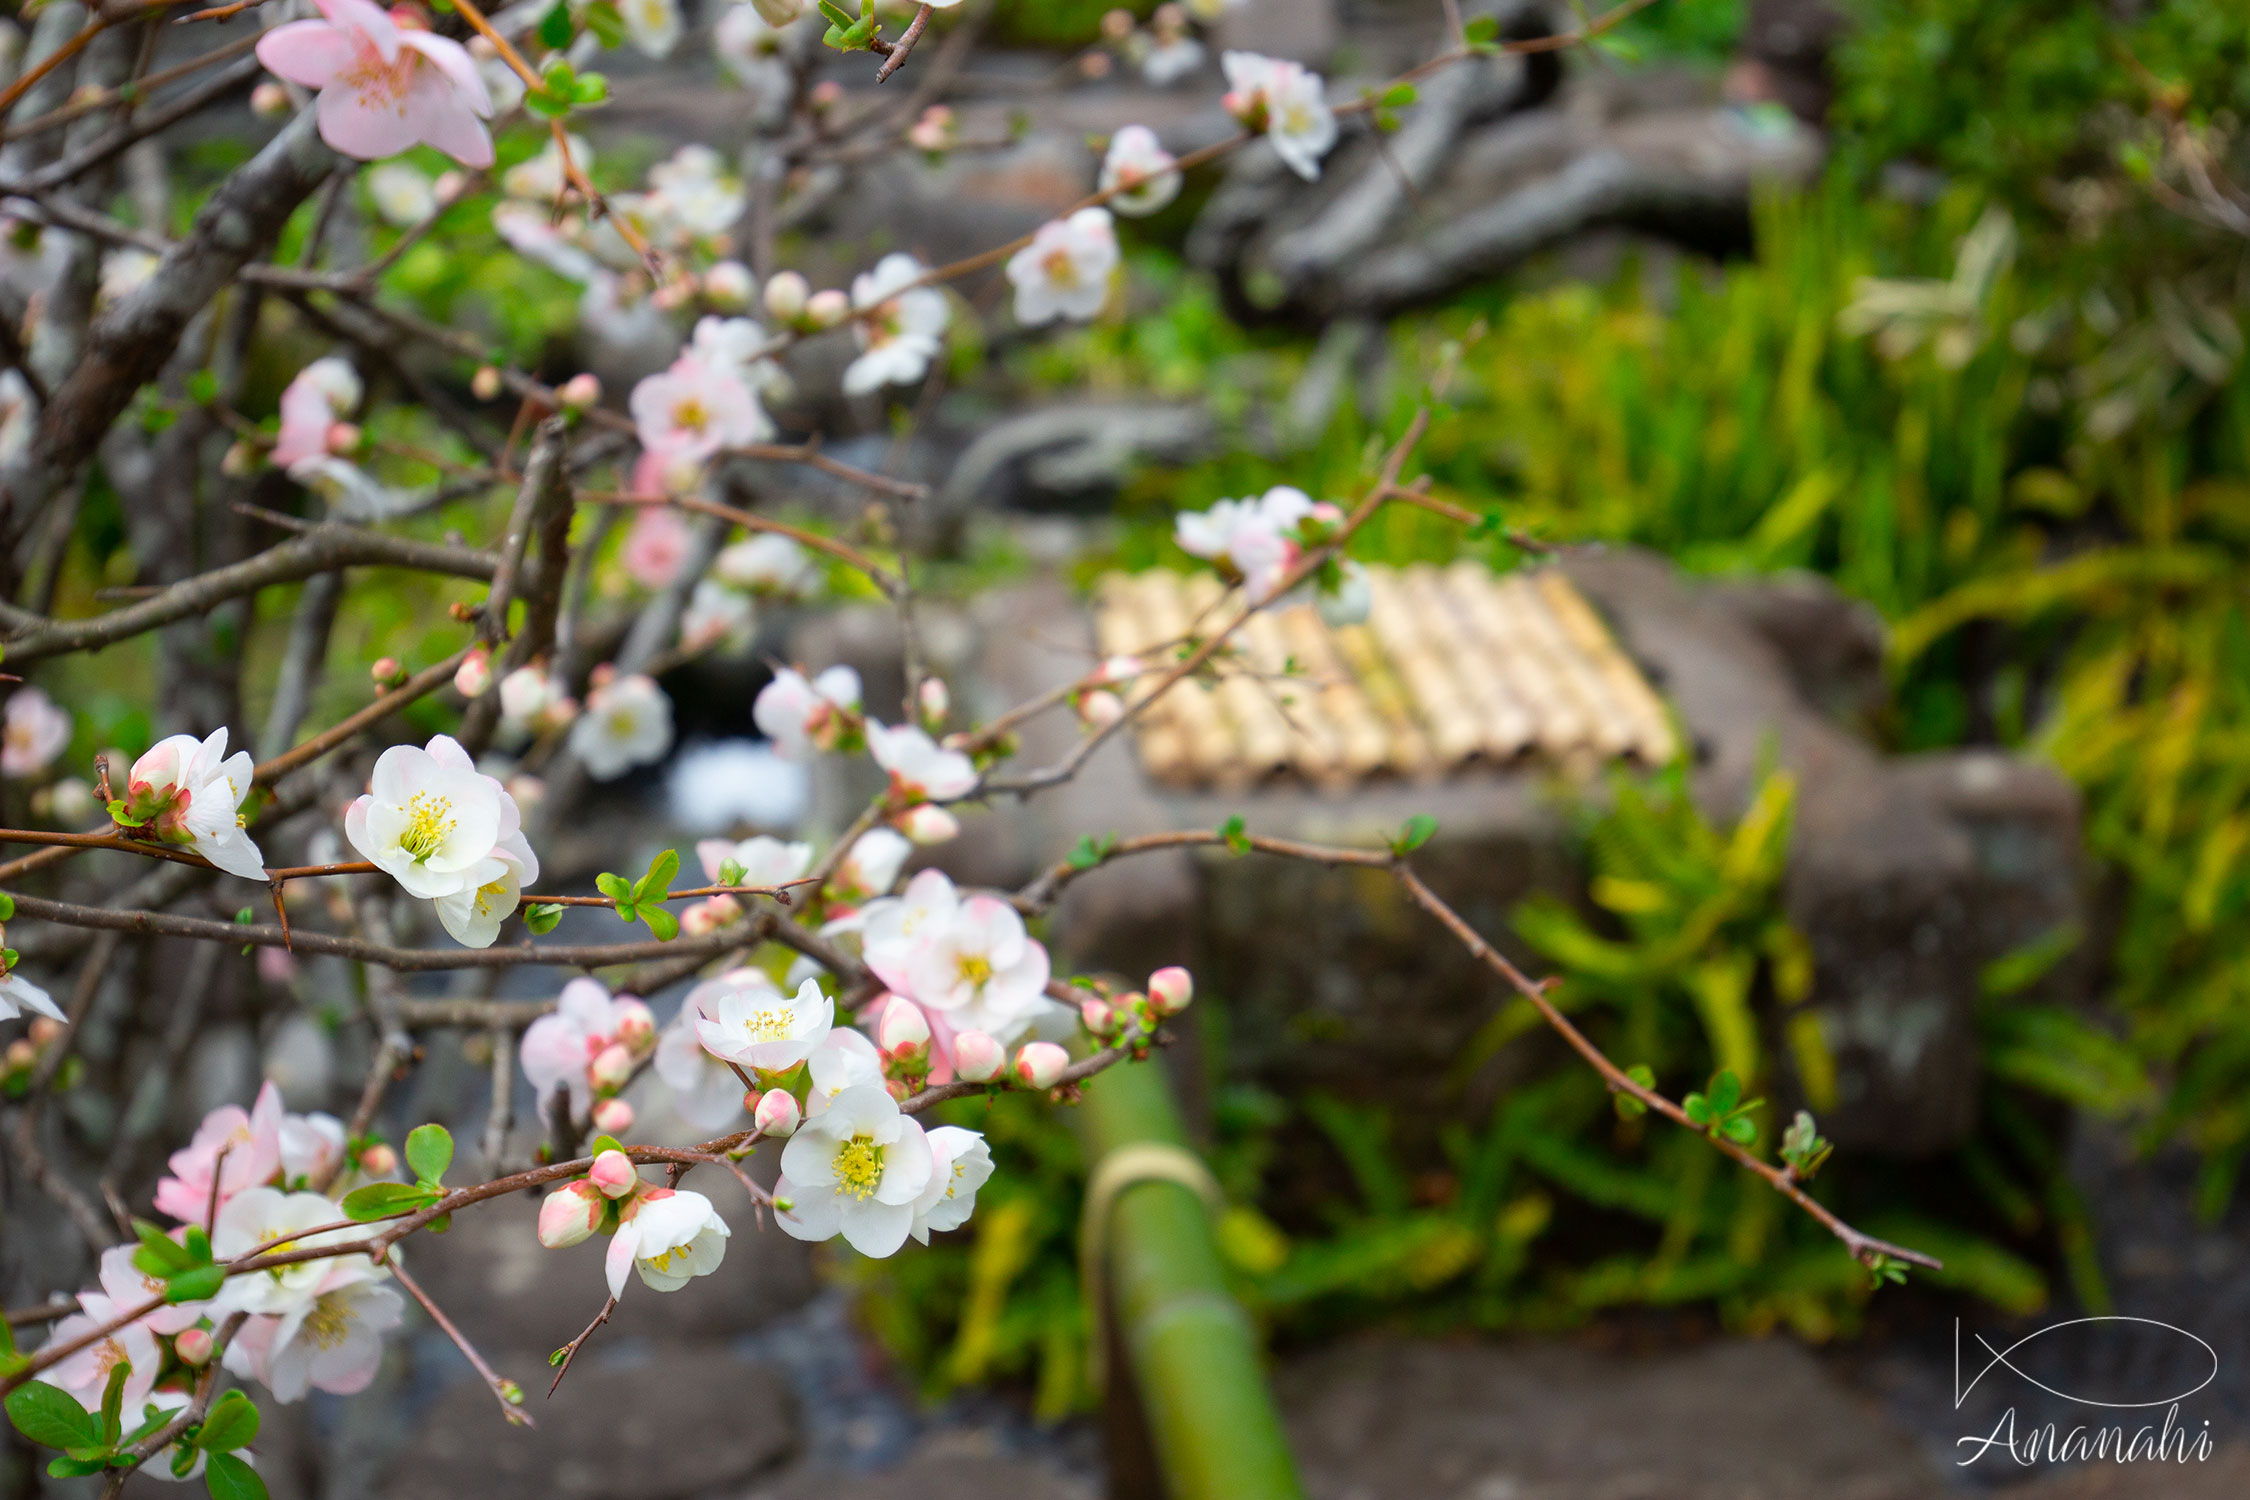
[[454, 648, 492, 699], [538, 1179, 606, 1248], [1100, 7, 1135, 39], [371, 656, 402, 687], [174, 1327, 216, 1366], [1148, 966, 1193, 1016], [1097, 654, 1142, 685], [763, 270, 809, 323], [359, 1142, 398, 1176], [589, 1043, 634, 1091], [704, 260, 755, 309], [557, 372, 601, 410], [27, 1017, 63, 1047], [877, 997, 931, 1061], [1014, 1042, 1069, 1090], [250, 81, 291, 117], [435, 170, 466, 203], [894, 804, 959, 846], [753, 1089, 800, 1138], [611, 999, 656, 1052], [1080, 998, 1114, 1034], [5, 1038, 34, 1070], [472, 365, 504, 401], [256, 946, 299, 986], [590, 1098, 634, 1135], [323, 420, 361, 456], [589, 1149, 638, 1199], [1078, 689, 1123, 728], [809, 79, 844, 110], [954, 1030, 1004, 1083], [918, 677, 950, 726], [806, 288, 849, 329], [682, 895, 740, 937]]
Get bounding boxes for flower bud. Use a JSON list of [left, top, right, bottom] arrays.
[[611, 999, 657, 1052], [682, 895, 740, 937], [256, 946, 299, 986], [5, 1038, 34, 1070], [1079, 997, 1114, 1035], [435, 170, 467, 203], [1148, 966, 1193, 1015], [704, 260, 755, 309], [877, 997, 931, 1062], [589, 1149, 639, 1199], [173, 1327, 216, 1367], [1013, 1042, 1069, 1090], [753, 1089, 801, 1138], [590, 1097, 635, 1135], [1079, 50, 1113, 79], [538, 1179, 606, 1248], [250, 81, 291, 118], [918, 676, 950, 726], [557, 372, 601, 411], [472, 365, 504, 401], [1100, 7, 1135, 39], [1077, 689, 1123, 728], [893, 803, 959, 846], [454, 648, 492, 699], [805, 288, 850, 329], [589, 1043, 635, 1091], [953, 1030, 1004, 1083], [27, 1016, 63, 1048], [809, 79, 844, 111], [222, 440, 256, 477], [497, 666, 549, 726], [763, 270, 809, 323], [371, 656, 402, 687], [324, 420, 361, 456], [359, 1142, 398, 1176]]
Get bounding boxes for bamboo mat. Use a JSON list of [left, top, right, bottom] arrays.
[[1093, 564, 1676, 790]]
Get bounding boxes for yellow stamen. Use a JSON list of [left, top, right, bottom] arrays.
[[835, 1134, 883, 1199], [400, 791, 456, 862]]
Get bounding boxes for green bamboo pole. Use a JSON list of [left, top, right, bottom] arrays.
[[1079, 1059, 1306, 1500]]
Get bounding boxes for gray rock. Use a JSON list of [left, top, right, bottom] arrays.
[[384, 1345, 798, 1500], [1277, 1336, 1943, 1500], [743, 1431, 1095, 1500]]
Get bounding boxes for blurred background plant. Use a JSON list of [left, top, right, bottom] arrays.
[[840, 0, 2250, 1411]]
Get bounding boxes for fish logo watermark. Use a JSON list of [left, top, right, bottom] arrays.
[[1954, 1317, 2218, 1468]]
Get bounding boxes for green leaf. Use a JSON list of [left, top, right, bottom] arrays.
[[1219, 815, 1250, 856], [339, 1181, 443, 1222], [716, 858, 747, 887], [1462, 14, 1498, 46], [1381, 83, 1418, 107], [1393, 814, 1438, 855], [588, 1133, 624, 1155], [164, 1264, 226, 1305], [404, 1123, 453, 1185], [816, 0, 854, 25], [639, 904, 679, 942], [182, 1225, 211, 1264], [584, 0, 625, 47], [523, 903, 564, 935], [0, 891, 13, 919], [100, 1361, 128, 1445], [1065, 833, 1115, 871], [572, 71, 608, 105], [1722, 1115, 1759, 1145], [205, 1449, 270, 1500], [633, 849, 679, 907], [1707, 1069, 1742, 1114], [196, 1391, 259, 1453], [537, 1, 572, 48], [184, 369, 219, 406], [7, 1380, 103, 1450], [595, 872, 635, 920], [1614, 1062, 1655, 1120], [48, 1455, 111, 1477], [524, 89, 571, 119], [135, 1219, 193, 1272]]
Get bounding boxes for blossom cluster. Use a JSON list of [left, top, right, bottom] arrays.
[[34, 1081, 403, 1449]]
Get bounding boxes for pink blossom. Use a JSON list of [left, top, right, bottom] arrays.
[[153, 1080, 283, 1225], [521, 978, 649, 1118], [621, 506, 692, 589], [42, 1293, 160, 1418], [2, 686, 70, 778], [628, 353, 771, 472], [271, 357, 360, 472], [256, 0, 496, 168], [1148, 966, 1194, 1015]]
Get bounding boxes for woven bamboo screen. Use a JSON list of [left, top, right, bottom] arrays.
[[1092, 564, 1676, 791]]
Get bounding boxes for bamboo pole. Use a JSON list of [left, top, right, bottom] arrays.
[[1079, 1061, 1306, 1500]]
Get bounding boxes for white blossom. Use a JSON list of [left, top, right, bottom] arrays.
[[1005, 207, 1119, 325], [570, 674, 674, 780], [844, 253, 948, 395], [1100, 125, 1182, 216], [1, 685, 69, 777], [910, 1125, 994, 1242], [122, 729, 266, 881], [775, 1084, 933, 1257], [606, 1187, 730, 1295], [867, 721, 976, 802], [754, 665, 862, 758], [1221, 51, 1337, 181], [693, 972, 832, 1073]]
